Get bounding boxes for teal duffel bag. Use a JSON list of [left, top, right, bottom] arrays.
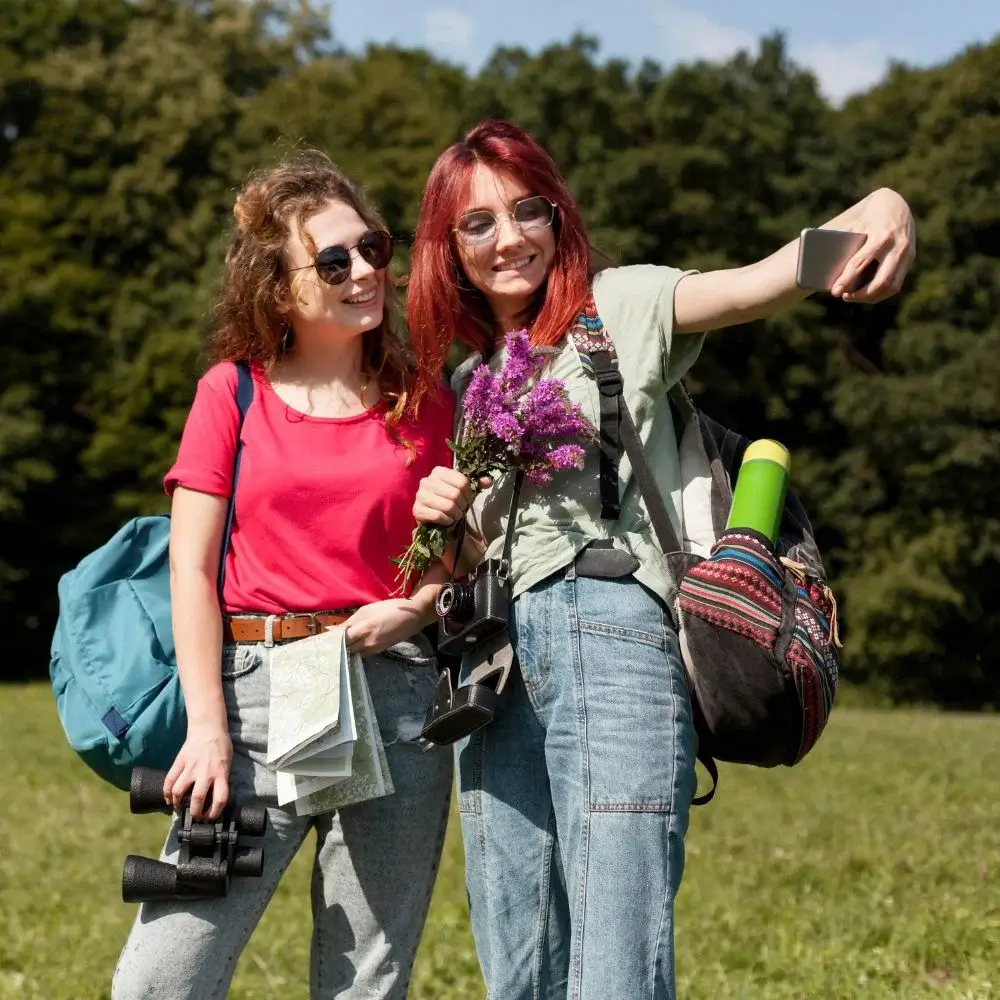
[[49, 362, 253, 789]]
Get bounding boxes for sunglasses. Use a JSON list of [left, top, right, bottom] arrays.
[[454, 196, 557, 246], [287, 229, 394, 286]]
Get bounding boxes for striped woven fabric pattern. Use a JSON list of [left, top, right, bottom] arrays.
[[568, 295, 617, 378], [678, 530, 838, 762]]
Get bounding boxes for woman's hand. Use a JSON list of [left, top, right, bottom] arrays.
[[413, 466, 491, 526], [342, 599, 429, 657], [675, 186, 917, 335], [163, 725, 233, 821], [832, 187, 917, 303]]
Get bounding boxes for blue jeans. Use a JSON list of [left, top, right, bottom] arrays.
[[113, 636, 452, 1000], [456, 566, 697, 1000]]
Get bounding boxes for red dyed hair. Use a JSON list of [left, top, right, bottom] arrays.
[[408, 120, 592, 407]]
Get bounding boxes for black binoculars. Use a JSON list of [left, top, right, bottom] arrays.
[[121, 766, 268, 904]]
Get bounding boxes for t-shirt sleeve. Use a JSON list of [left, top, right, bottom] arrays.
[[163, 362, 242, 498], [593, 264, 705, 391], [653, 267, 705, 387]]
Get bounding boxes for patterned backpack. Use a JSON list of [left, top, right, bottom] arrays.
[[570, 295, 841, 804]]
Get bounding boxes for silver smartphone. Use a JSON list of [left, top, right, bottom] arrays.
[[796, 228, 868, 291]]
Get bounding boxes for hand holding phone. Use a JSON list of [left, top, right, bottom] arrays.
[[796, 228, 874, 294]]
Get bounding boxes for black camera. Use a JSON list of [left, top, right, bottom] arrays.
[[422, 558, 516, 745], [121, 766, 268, 904], [435, 557, 509, 658]]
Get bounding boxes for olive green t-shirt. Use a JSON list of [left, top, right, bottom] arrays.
[[454, 264, 704, 605]]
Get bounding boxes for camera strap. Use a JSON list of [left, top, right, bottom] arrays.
[[446, 468, 524, 585], [498, 469, 525, 585]]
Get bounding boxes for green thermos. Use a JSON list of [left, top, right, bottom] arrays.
[[725, 439, 791, 545]]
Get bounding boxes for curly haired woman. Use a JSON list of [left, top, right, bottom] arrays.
[[112, 151, 455, 1000]]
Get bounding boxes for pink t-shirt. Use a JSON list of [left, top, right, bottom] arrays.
[[164, 361, 455, 614]]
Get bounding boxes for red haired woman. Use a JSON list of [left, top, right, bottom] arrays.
[[408, 120, 915, 999], [112, 151, 455, 1000]]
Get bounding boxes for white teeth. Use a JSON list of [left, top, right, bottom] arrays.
[[346, 288, 376, 305], [495, 256, 533, 271]]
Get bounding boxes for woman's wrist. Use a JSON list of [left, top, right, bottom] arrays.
[[183, 696, 229, 735], [407, 563, 451, 626], [408, 594, 441, 630]]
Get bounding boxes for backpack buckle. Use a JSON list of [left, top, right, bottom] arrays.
[[594, 366, 623, 397]]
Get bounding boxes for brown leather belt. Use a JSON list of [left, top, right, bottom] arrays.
[[222, 610, 357, 644]]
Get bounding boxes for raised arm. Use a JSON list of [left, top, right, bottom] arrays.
[[673, 187, 917, 335]]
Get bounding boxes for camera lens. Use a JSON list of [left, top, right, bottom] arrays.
[[436, 582, 475, 625]]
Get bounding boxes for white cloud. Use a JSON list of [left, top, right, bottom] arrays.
[[653, 3, 755, 61], [424, 8, 474, 55], [798, 40, 891, 104], [652, 2, 892, 104]]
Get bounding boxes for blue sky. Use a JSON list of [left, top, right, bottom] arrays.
[[331, 0, 999, 103]]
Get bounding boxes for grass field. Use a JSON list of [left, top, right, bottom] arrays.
[[2, 683, 998, 1000]]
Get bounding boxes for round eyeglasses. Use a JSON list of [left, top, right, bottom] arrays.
[[453, 196, 557, 246]]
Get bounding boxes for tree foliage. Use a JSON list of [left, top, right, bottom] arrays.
[[1, 1, 996, 704]]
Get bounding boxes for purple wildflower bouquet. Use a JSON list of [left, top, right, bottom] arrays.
[[393, 330, 594, 589]]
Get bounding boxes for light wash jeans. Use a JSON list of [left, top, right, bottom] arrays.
[[456, 565, 698, 1000], [112, 635, 452, 1000]]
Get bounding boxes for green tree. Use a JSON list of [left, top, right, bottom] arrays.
[[1, 4, 996, 704], [0, 0, 330, 675], [819, 41, 1000, 705]]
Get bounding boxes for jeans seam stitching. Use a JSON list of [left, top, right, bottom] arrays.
[[654, 809, 678, 1000], [576, 619, 666, 646], [473, 731, 491, 972], [532, 804, 557, 1000], [400, 782, 452, 994], [568, 576, 589, 1000], [589, 802, 676, 813]]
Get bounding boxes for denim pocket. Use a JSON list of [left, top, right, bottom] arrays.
[[381, 634, 436, 671], [220, 643, 260, 680], [368, 640, 439, 747], [510, 582, 553, 704]]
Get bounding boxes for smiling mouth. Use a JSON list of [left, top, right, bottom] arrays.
[[345, 288, 377, 305], [492, 254, 536, 272]]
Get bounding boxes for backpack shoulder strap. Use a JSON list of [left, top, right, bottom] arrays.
[[569, 293, 622, 520], [217, 361, 255, 597], [570, 294, 683, 555]]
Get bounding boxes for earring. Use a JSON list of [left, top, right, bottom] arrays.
[[280, 325, 293, 354]]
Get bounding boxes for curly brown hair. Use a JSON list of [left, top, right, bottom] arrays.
[[210, 149, 414, 440]]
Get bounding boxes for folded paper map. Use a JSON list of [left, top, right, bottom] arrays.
[[266, 626, 354, 770], [291, 640, 394, 817], [264, 625, 394, 815]]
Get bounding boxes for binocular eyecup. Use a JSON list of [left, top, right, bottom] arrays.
[[121, 766, 268, 904]]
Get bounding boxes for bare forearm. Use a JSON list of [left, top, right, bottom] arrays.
[[675, 191, 880, 334], [171, 568, 226, 731], [735, 194, 877, 320], [717, 238, 809, 327], [408, 561, 451, 629]]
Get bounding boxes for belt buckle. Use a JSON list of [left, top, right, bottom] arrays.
[[304, 613, 322, 636]]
